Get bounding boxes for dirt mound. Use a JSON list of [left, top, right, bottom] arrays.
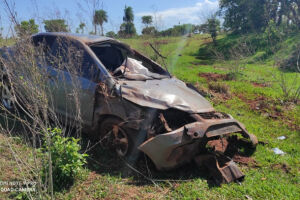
[[238, 95, 271, 111], [198, 72, 230, 81], [237, 94, 282, 117], [237, 94, 299, 131]]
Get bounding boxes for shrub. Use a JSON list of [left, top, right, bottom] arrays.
[[40, 128, 87, 191], [225, 72, 241, 81], [279, 44, 300, 72], [262, 20, 283, 54], [106, 31, 118, 38], [208, 82, 230, 95]]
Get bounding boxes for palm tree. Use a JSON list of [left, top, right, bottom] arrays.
[[123, 6, 134, 23], [76, 22, 86, 34], [79, 22, 85, 34], [118, 6, 136, 37], [93, 9, 108, 36]]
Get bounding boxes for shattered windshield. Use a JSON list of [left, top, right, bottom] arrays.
[[89, 42, 170, 81]]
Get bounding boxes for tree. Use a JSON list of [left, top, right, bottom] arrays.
[[207, 16, 220, 45], [118, 22, 136, 38], [15, 19, 38, 37], [123, 6, 134, 23], [142, 15, 153, 27], [159, 24, 194, 37], [118, 6, 136, 37], [93, 9, 108, 36], [43, 19, 68, 32], [141, 16, 154, 35], [106, 31, 117, 38], [198, 23, 209, 34], [219, 0, 267, 33], [76, 22, 85, 34], [219, 0, 299, 33], [142, 26, 157, 35]]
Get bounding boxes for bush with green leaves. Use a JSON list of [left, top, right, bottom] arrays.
[[40, 128, 87, 191], [262, 20, 283, 54]]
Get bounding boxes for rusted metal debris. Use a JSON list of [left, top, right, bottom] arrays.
[[194, 153, 244, 184], [138, 118, 257, 170], [158, 113, 172, 132]]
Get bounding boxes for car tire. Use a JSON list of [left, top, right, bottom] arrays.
[[99, 117, 135, 158]]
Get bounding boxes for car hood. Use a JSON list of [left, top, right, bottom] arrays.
[[118, 78, 214, 113]]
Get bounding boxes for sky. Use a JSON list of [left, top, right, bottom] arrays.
[[0, 0, 219, 37]]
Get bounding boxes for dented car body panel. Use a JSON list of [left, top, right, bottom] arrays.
[[118, 78, 214, 113], [0, 33, 257, 183], [138, 118, 257, 170]]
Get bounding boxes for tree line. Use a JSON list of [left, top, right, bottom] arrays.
[[219, 0, 299, 33], [12, 4, 218, 39], [11, 1, 299, 39], [14, 6, 139, 38]]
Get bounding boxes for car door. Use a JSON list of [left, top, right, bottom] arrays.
[[47, 37, 99, 126], [32, 34, 58, 111]]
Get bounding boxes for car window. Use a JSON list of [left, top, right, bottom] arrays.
[[50, 37, 99, 81], [90, 44, 125, 72], [89, 42, 169, 80], [32, 35, 56, 63]]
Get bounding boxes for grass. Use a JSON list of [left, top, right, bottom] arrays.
[[1, 33, 299, 199]]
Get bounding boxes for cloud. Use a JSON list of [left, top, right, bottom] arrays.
[[137, 0, 219, 30]]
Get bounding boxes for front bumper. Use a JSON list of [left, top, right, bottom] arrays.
[[138, 118, 257, 170]]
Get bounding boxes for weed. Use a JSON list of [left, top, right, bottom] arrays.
[[39, 128, 88, 192], [272, 70, 300, 104], [208, 82, 230, 95]]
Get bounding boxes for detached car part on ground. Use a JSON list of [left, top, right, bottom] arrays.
[[0, 33, 258, 184]]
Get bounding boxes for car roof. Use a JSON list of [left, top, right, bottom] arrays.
[[32, 32, 114, 45]]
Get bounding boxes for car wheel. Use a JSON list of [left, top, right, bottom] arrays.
[[99, 118, 133, 157], [0, 79, 15, 111]]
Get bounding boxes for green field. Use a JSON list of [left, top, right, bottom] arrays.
[[0, 34, 299, 199]]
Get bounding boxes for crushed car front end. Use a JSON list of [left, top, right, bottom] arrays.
[[115, 77, 257, 183], [138, 111, 257, 171]]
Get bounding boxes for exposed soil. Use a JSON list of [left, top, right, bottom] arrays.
[[208, 82, 230, 95], [207, 138, 228, 152], [251, 81, 270, 88], [205, 84, 231, 104], [238, 95, 271, 111], [271, 163, 291, 173], [232, 154, 255, 165], [194, 74, 232, 102], [198, 72, 230, 81], [237, 93, 300, 131], [154, 40, 169, 45], [207, 136, 256, 166], [194, 82, 230, 103], [237, 94, 283, 118]]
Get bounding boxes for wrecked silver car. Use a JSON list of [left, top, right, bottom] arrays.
[[0, 33, 257, 184]]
